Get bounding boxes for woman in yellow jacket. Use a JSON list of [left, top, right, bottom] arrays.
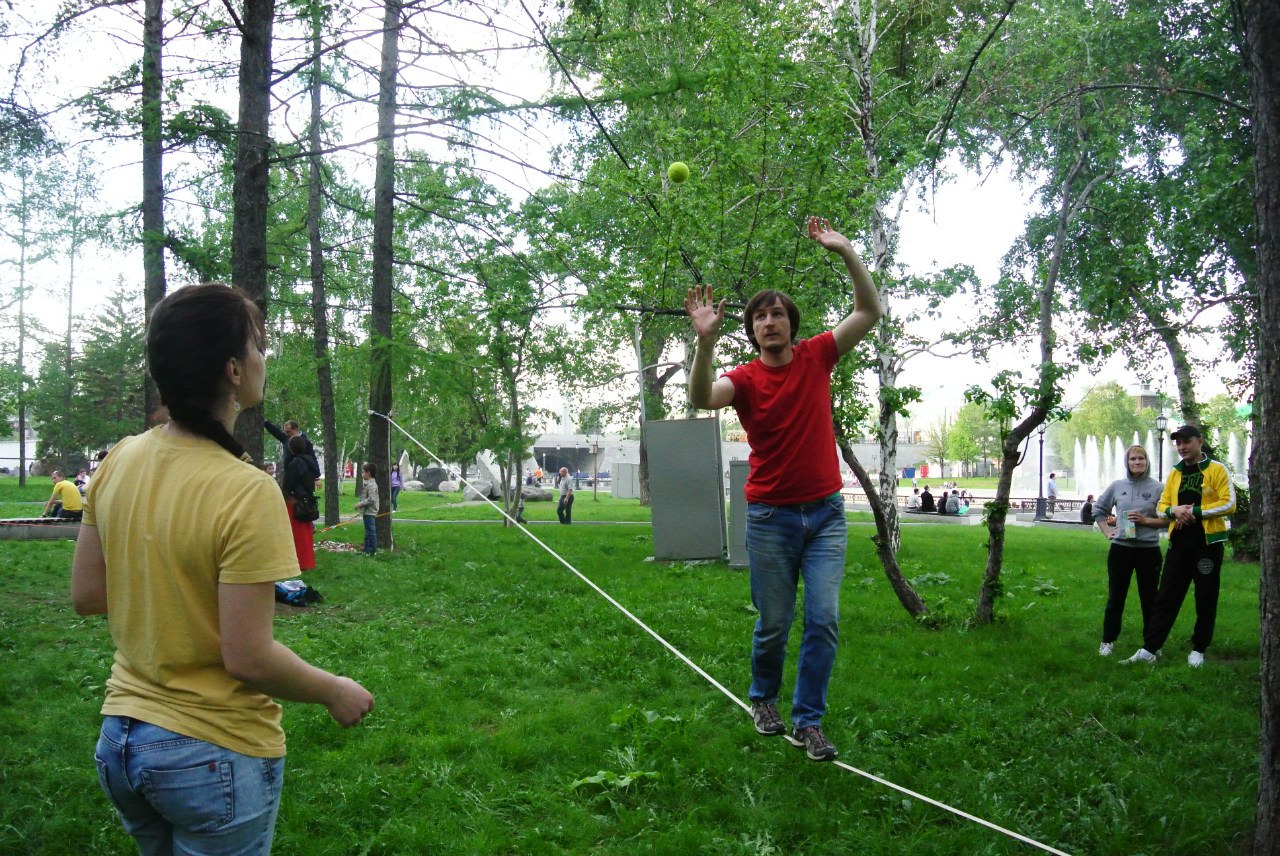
[[1123, 425, 1237, 667]]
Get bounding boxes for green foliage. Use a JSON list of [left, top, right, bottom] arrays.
[[25, 288, 143, 470], [1226, 485, 1259, 562], [1198, 393, 1250, 442], [1053, 382, 1160, 469]]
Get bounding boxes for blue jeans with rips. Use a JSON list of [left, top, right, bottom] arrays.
[[363, 514, 377, 554], [94, 715, 284, 855], [746, 491, 847, 729]]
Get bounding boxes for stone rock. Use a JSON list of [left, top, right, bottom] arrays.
[[521, 485, 553, 502], [417, 467, 449, 491], [403, 480, 426, 492], [463, 480, 501, 501], [438, 480, 460, 492]]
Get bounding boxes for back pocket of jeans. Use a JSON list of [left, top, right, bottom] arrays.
[[142, 760, 234, 833]]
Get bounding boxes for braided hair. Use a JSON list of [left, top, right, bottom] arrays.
[[147, 283, 264, 459]]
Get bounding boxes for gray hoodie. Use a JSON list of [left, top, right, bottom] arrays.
[[1092, 473, 1163, 548]]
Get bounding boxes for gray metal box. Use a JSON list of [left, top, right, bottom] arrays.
[[646, 418, 726, 560]]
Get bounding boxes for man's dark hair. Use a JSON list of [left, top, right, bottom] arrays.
[[284, 420, 300, 431], [363, 463, 378, 477], [743, 290, 800, 352], [288, 435, 306, 454]]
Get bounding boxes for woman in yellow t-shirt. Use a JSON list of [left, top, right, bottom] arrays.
[[71, 284, 374, 853]]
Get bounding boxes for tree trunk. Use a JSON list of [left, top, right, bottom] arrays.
[[874, 335, 904, 553], [975, 149, 1106, 624], [1247, 0, 1280, 849], [230, 0, 274, 463], [975, 435, 1023, 623], [836, 0, 907, 559], [16, 184, 28, 487], [63, 185, 82, 445], [368, 0, 401, 550], [141, 0, 165, 428], [306, 10, 341, 525], [838, 439, 926, 616], [1135, 297, 1201, 425]]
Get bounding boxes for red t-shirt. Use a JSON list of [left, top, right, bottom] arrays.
[[723, 331, 843, 504]]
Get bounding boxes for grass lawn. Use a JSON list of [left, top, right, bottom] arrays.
[[0, 477, 1261, 855]]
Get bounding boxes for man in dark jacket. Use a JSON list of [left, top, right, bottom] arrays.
[[265, 419, 319, 477], [919, 486, 935, 512]]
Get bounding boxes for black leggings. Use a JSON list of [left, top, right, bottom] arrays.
[[1101, 544, 1161, 644]]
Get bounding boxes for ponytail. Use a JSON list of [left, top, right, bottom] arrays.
[[148, 283, 264, 460], [166, 400, 248, 459]]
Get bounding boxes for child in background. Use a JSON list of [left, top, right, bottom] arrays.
[[355, 463, 380, 555]]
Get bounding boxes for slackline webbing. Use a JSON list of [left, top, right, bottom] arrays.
[[370, 410, 1072, 856]]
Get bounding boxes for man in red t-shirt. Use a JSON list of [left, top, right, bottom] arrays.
[[685, 216, 882, 762]]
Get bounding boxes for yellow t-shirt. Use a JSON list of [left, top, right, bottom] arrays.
[[51, 479, 83, 512], [84, 426, 300, 757]]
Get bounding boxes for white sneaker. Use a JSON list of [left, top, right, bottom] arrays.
[[1188, 651, 1205, 668], [1122, 648, 1158, 664], [1099, 642, 1113, 656]]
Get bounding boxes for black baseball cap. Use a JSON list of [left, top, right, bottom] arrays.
[[1170, 425, 1202, 441]]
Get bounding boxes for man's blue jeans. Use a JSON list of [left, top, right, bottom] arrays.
[[94, 715, 284, 855], [746, 491, 847, 729], [363, 514, 377, 554]]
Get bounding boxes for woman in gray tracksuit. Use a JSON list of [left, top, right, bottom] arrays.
[[1091, 445, 1165, 656]]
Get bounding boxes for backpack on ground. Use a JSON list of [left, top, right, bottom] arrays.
[[274, 579, 323, 607]]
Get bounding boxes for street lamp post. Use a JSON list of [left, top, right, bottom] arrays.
[[1155, 413, 1168, 480], [591, 436, 601, 501], [1035, 424, 1047, 520]]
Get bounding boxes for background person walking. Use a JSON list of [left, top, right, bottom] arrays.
[[556, 466, 574, 524]]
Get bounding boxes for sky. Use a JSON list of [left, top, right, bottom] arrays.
[[1, 4, 1239, 436]]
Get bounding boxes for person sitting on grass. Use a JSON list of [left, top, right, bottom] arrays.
[[44, 471, 84, 520]]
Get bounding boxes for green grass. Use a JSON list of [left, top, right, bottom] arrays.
[[0, 499, 1260, 854]]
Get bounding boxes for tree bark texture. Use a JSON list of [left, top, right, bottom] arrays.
[[368, 0, 401, 548], [141, 0, 165, 428], [1247, 0, 1280, 850], [230, 0, 274, 463], [1135, 298, 1202, 426], [307, 10, 341, 525], [838, 439, 927, 616]]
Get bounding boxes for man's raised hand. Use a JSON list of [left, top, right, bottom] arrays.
[[807, 216, 854, 254], [685, 285, 726, 341]]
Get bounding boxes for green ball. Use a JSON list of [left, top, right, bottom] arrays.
[[667, 161, 690, 183]]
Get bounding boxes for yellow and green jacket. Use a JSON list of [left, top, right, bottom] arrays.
[[1157, 455, 1236, 545]]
